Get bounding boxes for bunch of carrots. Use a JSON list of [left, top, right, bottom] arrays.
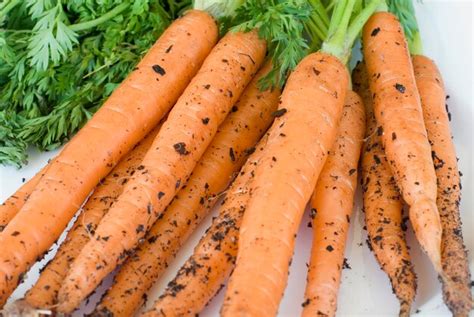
[[0, 0, 471, 316]]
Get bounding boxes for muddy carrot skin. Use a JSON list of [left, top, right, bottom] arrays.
[[57, 31, 266, 313], [94, 63, 279, 317], [0, 165, 49, 232], [362, 12, 442, 273], [23, 124, 162, 309], [0, 10, 218, 307], [413, 55, 473, 316], [142, 135, 269, 317], [221, 52, 348, 317], [302, 91, 365, 317], [353, 62, 417, 317]]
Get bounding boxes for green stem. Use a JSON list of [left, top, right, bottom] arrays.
[[346, 0, 381, 54], [305, 19, 324, 52], [309, 15, 327, 41], [69, 3, 129, 32], [193, 0, 244, 19], [326, 0, 348, 38], [0, 0, 22, 18], [322, 0, 356, 61], [308, 0, 330, 29], [409, 30, 423, 55]]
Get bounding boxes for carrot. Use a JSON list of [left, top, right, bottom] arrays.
[[56, 30, 266, 313], [221, 52, 348, 316], [362, 12, 443, 274], [0, 10, 218, 307], [413, 55, 473, 316], [94, 62, 280, 317], [142, 135, 269, 317], [23, 124, 163, 309], [353, 61, 417, 317], [0, 164, 49, 232], [302, 90, 366, 317]]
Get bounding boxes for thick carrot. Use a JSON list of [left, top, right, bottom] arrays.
[[94, 62, 279, 317], [353, 61, 417, 317], [362, 12, 442, 274], [302, 91, 365, 317], [0, 10, 218, 307], [221, 52, 348, 317], [413, 55, 473, 316], [57, 30, 266, 313], [24, 124, 162, 309], [0, 164, 49, 232], [142, 135, 269, 317]]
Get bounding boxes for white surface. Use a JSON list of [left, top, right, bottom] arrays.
[[0, 1, 473, 316]]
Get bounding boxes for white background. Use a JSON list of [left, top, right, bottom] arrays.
[[0, 1, 472, 316]]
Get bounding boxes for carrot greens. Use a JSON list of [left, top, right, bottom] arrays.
[[0, 0, 190, 167]]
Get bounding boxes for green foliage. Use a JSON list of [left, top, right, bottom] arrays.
[[0, 0, 190, 166], [387, 0, 419, 42], [387, 0, 423, 54], [231, 0, 311, 90]]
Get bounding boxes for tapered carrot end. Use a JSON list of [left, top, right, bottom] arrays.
[[409, 198, 442, 273], [439, 272, 474, 317], [398, 300, 411, 317], [56, 283, 84, 314]]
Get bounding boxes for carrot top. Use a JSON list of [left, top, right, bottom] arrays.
[[387, 0, 423, 55], [319, 0, 383, 65]]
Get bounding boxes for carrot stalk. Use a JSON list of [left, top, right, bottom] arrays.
[[142, 135, 269, 317], [0, 10, 218, 307], [94, 62, 280, 317], [56, 30, 266, 313], [413, 55, 473, 316], [23, 124, 163, 309], [353, 61, 417, 317], [362, 12, 443, 274], [302, 91, 366, 317], [0, 165, 49, 232]]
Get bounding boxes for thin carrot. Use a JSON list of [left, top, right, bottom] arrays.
[[0, 10, 218, 307], [353, 61, 416, 317], [94, 62, 280, 317], [221, 52, 348, 316], [413, 55, 473, 316], [24, 124, 163, 309], [302, 90, 366, 317], [0, 164, 49, 232], [142, 135, 269, 317], [57, 30, 266, 313], [362, 12, 443, 274]]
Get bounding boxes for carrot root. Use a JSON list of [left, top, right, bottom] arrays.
[[302, 90, 366, 317]]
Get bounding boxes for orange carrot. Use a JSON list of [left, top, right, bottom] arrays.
[[57, 30, 266, 313], [24, 124, 163, 309], [0, 164, 49, 232], [94, 62, 279, 317], [0, 10, 218, 307], [221, 52, 348, 316], [353, 61, 417, 317], [413, 55, 473, 316], [142, 135, 269, 317], [302, 90, 365, 317], [362, 12, 443, 274]]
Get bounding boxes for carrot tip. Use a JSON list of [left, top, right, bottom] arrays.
[[0, 300, 52, 316]]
